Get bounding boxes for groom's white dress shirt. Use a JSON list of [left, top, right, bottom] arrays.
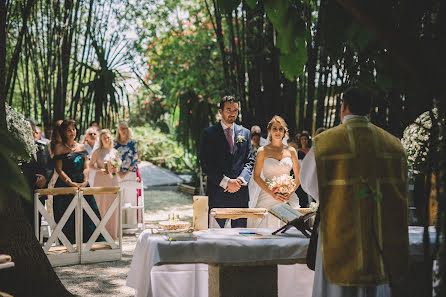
[[219, 121, 248, 190], [300, 114, 390, 297]]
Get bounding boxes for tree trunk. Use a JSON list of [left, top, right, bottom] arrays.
[[0, 193, 73, 297], [434, 96, 446, 297], [303, 2, 320, 132], [261, 21, 281, 122], [281, 76, 298, 135], [0, 0, 6, 128], [245, 1, 264, 128], [54, 0, 74, 120], [297, 74, 306, 131]]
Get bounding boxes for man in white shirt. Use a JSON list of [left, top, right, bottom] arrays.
[[200, 96, 255, 228]]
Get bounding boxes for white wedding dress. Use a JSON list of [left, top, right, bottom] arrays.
[[247, 157, 300, 228]]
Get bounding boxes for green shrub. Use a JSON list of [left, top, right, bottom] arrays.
[[133, 125, 197, 173]]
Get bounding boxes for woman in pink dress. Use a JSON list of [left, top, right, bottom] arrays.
[[89, 129, 120, 239]]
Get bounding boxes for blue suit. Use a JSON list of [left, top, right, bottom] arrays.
[[200, 122, 255, 227]]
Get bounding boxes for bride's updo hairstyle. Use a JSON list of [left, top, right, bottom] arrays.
[[267, 115, 288, 139]]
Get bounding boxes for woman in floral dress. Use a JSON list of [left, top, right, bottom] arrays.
[[114, 121, 139, 225]]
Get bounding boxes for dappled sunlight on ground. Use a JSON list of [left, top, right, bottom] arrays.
[[143, 185, 193, 228]]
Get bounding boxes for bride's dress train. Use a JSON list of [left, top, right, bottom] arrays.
[[247, 157, 300, 228]]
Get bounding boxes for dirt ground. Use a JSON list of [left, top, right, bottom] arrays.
[[55, 185, 193, 297]]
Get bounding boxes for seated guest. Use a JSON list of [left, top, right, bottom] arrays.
[[90, 129, 120, 239]]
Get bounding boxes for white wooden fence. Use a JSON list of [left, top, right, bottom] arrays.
[[34, 187, 122, 267]]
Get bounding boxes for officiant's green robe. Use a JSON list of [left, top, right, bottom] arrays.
[[314, 118, 409, 286]]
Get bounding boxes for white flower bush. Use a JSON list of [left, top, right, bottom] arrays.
[[6, 104, 36, 162], [401, 108, 437, 175]]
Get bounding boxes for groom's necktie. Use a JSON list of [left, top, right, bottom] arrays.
[[226, 127, 234, 153]]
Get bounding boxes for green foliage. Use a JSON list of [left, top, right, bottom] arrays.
[[0, 127, 31, 206], [132, 125, 197, 173], [218, 0, 242, 14], [177, 89, 215, 156], [219, 0, 308, 79], [123, 0, 223, 155]]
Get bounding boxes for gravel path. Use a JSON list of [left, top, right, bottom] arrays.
[[55, 185, 193, 296]]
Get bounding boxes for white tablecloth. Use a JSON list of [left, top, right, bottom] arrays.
[[126, 226, 436, 297], [126, 228, 311, 297]]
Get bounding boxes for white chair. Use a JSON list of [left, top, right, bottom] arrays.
[[118, 178, 145, 231]]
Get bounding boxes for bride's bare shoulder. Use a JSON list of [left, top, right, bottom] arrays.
[[285, 145, 298, 157]]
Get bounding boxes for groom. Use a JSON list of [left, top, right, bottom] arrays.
[[200, 95, 255, 228]]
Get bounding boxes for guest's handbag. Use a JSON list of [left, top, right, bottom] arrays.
[[306, 210, 320, 271]]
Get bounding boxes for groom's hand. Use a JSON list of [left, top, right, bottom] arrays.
[[225, 179, 242, 193]]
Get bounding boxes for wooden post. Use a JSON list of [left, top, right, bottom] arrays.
[[208, 264, 278, 297], [193, 196, 208, 230]]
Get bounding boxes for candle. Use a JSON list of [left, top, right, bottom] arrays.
[[193, 196, 208, 230]]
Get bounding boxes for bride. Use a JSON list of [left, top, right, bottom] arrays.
[[248, 115, 300, 228]]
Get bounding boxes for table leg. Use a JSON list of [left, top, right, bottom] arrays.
[[208, 264, 278, 297]]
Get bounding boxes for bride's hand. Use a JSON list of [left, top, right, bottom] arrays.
[[271, 192, 288, 202]]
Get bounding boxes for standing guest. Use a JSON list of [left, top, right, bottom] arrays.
[[295, 132, 302, 148], [80, 121, 100, 143], [315, 127, 326, 135], [298, 132, 311, 155], [90, 129, 119, 239], [83, 127, 98, 160], [200, 95, 255, 228], [114, 121, 139, 180], [250, 125, 268, 147], [48, 120, 63, 158], [89, 121, 100, 130], [35, 124, 50, 144], [46, 120, 63, 217], [53, 120, 104, 243], [300, 87, 409, 297], [114, 121, 139, 225], [20, 120, 53, 229], [250, 132, 261, 156]]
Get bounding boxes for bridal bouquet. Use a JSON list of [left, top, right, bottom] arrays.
[[104, 152, 122, 175], [266, 174, 296, 195]]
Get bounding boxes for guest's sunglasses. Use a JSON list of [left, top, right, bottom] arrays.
[[88, 133, 97, 136]]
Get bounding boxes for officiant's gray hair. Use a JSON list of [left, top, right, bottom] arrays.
[[219, 95, 239, 109]]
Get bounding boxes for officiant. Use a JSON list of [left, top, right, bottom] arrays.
[[300, 87, 409, 297]]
